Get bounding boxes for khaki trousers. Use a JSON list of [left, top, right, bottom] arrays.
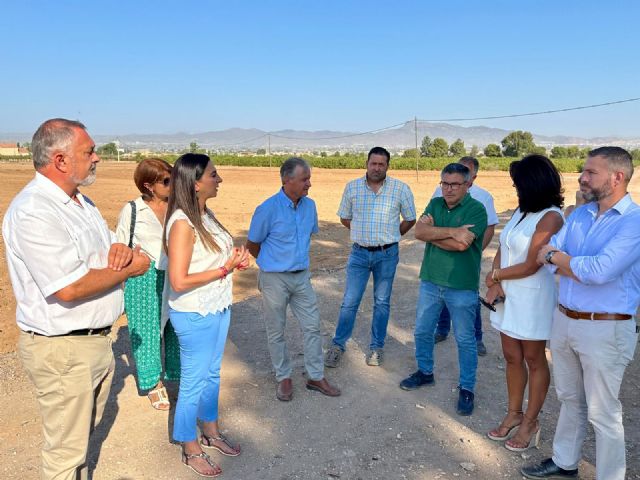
[[258, 270, 324, 381], [550, 309, 638, 480], [18, 331, 115, 480]]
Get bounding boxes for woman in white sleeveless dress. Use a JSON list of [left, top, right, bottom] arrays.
[[485, 155, 564, 452]]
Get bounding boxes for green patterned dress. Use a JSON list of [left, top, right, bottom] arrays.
[[124, 260, 180, 390]]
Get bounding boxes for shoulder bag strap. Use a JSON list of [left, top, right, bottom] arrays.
[[128, 200, 136, 248]]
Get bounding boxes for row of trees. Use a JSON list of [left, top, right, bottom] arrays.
[[93, 137, 640, 163], [406, 131, 599, 159]]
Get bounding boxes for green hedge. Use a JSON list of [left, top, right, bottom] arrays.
[[10, 153, 640, 173]]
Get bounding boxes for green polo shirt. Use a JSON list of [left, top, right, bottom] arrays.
[[419, 193, 487, 290]]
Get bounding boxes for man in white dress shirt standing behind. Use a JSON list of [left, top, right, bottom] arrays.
[[3, 118, 150, 480]]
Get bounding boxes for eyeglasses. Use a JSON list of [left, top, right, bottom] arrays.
[[440, 181, 466, 190], [157, 177, 171, 186]]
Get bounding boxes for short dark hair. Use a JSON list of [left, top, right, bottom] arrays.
[[509, 154, 564, 213], [441, 162, 471, 182], [588, 146, 633, 182], [459, 156, 479, 173], [367, 146, 390, 164]]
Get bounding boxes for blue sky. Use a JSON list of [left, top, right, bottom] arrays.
[[2, 1, 638, 137]]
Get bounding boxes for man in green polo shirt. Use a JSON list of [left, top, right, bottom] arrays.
[[399, 163, 487, 416]]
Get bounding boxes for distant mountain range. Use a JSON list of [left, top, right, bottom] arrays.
[[2, 121, 638, 152]]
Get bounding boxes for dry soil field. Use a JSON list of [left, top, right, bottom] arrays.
[[0, 162, 638, 479]]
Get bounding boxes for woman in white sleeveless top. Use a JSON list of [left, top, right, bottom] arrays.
[[485, 155, 564, 452], [162, 153, 249, 478]]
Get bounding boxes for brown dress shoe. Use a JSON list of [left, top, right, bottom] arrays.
[[276, 378, 293, 401], [306, 378, 341, 397]]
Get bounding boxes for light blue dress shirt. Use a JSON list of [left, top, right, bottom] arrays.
[[551, 194, 640, 315], [248, 189, 318, 272]]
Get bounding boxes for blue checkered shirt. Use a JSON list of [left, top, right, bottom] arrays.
[[337, 176, 416, 246]]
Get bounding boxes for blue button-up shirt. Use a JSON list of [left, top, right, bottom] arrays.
[[248, 189, 319, 272], [551, 194, 640, 315]]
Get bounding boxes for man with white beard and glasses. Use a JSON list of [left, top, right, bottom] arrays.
[[3, 118, 149, 480]]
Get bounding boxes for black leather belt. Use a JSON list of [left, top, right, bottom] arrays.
[[289, 269, 305, 274], [26, 326, 112, 337], [355, 242, 398, 252]]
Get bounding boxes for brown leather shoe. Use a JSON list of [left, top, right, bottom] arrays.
[[276, 378, 293, 401], [306, 378, 341, 397]]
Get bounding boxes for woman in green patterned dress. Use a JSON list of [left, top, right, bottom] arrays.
[[116, 158, 180, 410]]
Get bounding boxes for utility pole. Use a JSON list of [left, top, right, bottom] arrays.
[[414, 116, 419, 182], [268, 133, 271, 169]]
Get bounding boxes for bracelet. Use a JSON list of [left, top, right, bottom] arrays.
[[219, 266, 229, 279], [491, 268, 500, 283]]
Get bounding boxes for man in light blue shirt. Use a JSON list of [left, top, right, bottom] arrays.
[[325, 147, 416, 368], [247, 157, 340, 402], [522, 147, 640, 480]]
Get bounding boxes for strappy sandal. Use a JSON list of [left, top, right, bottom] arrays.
[[505, 414, 541, 452], [147, 385, 170, 411], [201, 432, 241, 457], [182, 450, 222, 478], [487, 410, 523, 441]]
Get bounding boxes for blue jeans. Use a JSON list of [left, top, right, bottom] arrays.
[[414, 281, 478, 392], [332, 243, 399, 351], [435, 303, 483, 341], [170, 308, 230, 442]]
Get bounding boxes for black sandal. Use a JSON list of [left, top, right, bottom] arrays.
[[182, 450, 222, 478], [200, 432, 241, 457]]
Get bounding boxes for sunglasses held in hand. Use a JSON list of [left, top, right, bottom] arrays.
[[479, 296, 505, 312]]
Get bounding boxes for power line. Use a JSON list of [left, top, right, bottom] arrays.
[[418, 97, 640, 123], [198, 97, 640, 145], [209, 133, 268, 147], [268, 121, 408, 140]]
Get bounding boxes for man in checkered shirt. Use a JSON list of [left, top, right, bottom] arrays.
[[325, 146, 416, 368]]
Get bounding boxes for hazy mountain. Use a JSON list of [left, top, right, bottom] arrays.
[[1, 122, 637, 152]]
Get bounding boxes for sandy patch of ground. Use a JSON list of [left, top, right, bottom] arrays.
[[0, 163, 638, 479]]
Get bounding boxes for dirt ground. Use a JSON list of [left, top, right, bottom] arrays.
[[0, 163, 639, 479]]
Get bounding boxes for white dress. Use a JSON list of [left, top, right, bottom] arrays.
[[490, 207, 563, 340]]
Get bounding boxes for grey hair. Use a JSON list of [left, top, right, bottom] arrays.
[[441, 162, 471, 182], [31, 118, 86, 170], [459, 156, 479, 173], [588, 146, 634, 182], [280, 157, 310, 181]]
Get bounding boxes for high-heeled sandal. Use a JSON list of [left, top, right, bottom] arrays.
[[487, 410, 523, 441], [200, 432, 241, 457], [182, 450, 222, 478], [504, 414, 541, 452]]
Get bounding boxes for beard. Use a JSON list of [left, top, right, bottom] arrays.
[[74, 164, 97, 187], [581, 181, 612, 202]]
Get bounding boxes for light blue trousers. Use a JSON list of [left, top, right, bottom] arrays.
[[170, 308, 230, 442]]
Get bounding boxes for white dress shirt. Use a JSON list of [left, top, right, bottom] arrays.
[[432, 184, 499, 225], [115, 196, 164, 263], [2, 173, 124, 335]]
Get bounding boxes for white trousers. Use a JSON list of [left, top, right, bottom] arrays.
[[550, 309, 638, 480]]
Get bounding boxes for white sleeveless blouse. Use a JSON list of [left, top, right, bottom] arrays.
[[163, 209, 233, 315], [490, 207, 563, 340]]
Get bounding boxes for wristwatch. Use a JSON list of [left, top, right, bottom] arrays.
[[545, 250, 559, 264]]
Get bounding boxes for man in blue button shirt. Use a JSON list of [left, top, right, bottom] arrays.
[[247, 157, 340, 402], [522, 147, 640, 480]]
